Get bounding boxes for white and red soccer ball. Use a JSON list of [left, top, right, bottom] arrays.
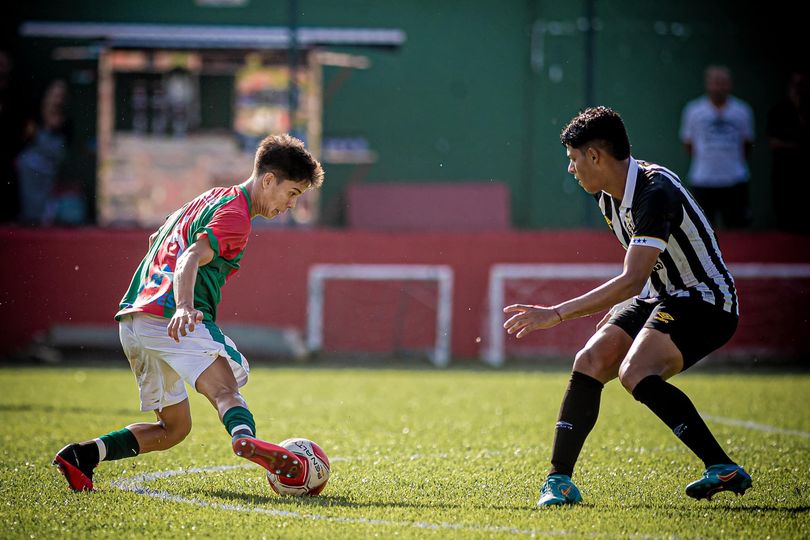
[[267, 438, 331, 496]]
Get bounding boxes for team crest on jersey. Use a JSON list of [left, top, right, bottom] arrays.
[[654, 311, 674, 323]]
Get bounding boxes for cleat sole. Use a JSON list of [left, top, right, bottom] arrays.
[[232, 437, 306, 480]]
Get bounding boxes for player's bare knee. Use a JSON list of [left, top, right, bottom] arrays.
[[574, 346, 618, 381], [618, 361, 645, 393]]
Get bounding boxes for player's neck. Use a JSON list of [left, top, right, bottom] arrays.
[[603, 158, 629, 201], [242, 177, 260, 218]]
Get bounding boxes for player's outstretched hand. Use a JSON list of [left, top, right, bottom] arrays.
[[167, 307, 204, 342], [503, 304, 563, 338]]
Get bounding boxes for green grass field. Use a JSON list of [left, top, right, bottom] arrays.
[[1, 365, 808, 538]]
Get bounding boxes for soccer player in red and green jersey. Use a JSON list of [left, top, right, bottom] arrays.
[[54, 134, 324, 491]]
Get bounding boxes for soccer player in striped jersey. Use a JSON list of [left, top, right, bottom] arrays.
[[54, 134, 324, 491], [503, 106, 751, 506]]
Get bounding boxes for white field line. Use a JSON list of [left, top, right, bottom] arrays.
[[109, 460, 569, 537], [704, 415, 810, 439]]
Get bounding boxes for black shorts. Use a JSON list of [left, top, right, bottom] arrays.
[[608, 296, 738, 370]]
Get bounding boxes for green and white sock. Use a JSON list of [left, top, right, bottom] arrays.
[[98, 428, 140, 461], [223, 406, 255, 438]]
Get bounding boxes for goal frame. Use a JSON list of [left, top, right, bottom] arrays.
[[307, 264, 454, 367], [484, 262, 810, 366]]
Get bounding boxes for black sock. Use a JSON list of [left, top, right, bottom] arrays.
[[77, 441, 99, 463], [549, 371, 604, 478], [632, 375, 733, 468]]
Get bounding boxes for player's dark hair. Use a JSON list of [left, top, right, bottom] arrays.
[[560, 106, 631, 160], [254, 134, 324, 188]]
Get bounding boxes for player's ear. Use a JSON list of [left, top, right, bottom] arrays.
[[262, 172, 276, 187], [586, 146, 600, 163]]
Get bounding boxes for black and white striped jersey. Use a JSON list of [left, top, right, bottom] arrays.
[[595, 157, 738, 315]]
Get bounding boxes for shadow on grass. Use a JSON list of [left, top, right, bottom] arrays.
[[192, 488, 534, 511], [0, 402, 135, 416], [0, 403, 136, 416], [599, 501, 810, 514]]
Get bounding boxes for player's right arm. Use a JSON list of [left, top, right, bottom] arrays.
[[503, 245, 659, 338], [167, 235, 215, 342], [505, 179, 677, 339]]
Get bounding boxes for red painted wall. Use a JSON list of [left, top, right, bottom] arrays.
[[1, 227, 808, 359]]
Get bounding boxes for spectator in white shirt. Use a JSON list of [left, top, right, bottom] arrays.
[[680, 66, 754, 228]]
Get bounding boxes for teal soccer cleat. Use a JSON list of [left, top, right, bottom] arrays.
[[685, 464, 752, 500], [537, 474, 583, 507]]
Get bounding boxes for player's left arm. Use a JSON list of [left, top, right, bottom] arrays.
[[167, 235, 215, 342]]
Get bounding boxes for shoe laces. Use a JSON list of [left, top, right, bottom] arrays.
[[542, 477, 565, 494]]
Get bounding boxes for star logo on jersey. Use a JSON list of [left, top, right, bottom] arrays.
[[654, 311, 675, 323]]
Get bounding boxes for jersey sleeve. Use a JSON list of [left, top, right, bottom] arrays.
[[630, 181, 681, 252], [200, 206, 250, 260]]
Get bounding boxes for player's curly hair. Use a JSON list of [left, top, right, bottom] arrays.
[[560, 106, 631, 160], [254, 134, 324, 188]]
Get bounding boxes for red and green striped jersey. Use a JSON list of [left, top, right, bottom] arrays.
[[116, 185, 253, 323]]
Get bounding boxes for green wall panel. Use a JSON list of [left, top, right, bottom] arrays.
[[16, 0, 800, 228]]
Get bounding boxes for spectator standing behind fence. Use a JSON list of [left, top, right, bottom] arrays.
[[16, 80, 71, 226], [0, 46, 26, 224], [767, 69, 810, 234], [680, 66, 754, 228]]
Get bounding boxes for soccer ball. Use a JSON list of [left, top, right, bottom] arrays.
[[267, 438, 331, 496]]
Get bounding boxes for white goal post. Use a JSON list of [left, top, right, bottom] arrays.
[[307, 264, 454, 367], [484, 262, 810, 366]]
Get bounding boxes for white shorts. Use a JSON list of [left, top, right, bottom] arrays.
[[118, 313, 250, 412]]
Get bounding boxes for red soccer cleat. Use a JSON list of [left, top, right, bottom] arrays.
[[53, 444, 96, 491], [232, 437, 307, 480]]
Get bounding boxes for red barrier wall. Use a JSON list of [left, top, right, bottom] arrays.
[[1, 227, 809, 359]]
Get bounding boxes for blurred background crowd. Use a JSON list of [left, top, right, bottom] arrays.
[[0, 0, 807, 232]]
